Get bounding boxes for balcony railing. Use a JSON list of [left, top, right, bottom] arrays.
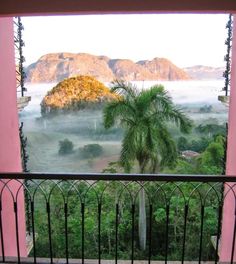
[[0, 173, 236, 264]]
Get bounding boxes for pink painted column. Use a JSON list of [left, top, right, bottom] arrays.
[[220, 13, 236, 262], [0, 17, 27, 257]]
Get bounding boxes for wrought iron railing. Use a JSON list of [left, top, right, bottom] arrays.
[[223, 14, 233, 97], [0, 173, 236, 264], [14, 17, 27, 97]]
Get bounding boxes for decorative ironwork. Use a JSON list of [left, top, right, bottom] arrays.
[[0, 173, 236, 264], [19, 122, 29, 172], [223, 14, 233, 96], [19, 122, 31, 237], [14, 17, 27, 97]]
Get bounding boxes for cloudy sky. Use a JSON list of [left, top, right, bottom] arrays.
[[22, 14, 229, 68]]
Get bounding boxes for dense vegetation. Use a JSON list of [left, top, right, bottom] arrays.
[[31, 180, 221, 261], [41, 75, 120, 115]]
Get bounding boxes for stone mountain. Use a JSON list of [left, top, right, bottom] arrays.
[[26, 52, 191, 83]]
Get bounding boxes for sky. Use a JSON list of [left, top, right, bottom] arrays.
[[22, 14, 229, 68]]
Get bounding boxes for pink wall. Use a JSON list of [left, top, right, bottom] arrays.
[[220, 14, 236, 262], [0, 17, 27, 257]]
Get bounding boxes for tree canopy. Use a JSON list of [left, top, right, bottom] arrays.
[[103, 80, 192, 173]]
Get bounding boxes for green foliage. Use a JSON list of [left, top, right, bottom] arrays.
[[177, 123, 226, 154], [177, 136, 188, 151], [197, 135, 226, 174], [79, 144, 103, 159], [173, 135, 226, 175], [195, 123, 226, 138], [102, 161, 124, 173], [103, 80, 192, 173], [58, 138, 74, 155], [164, 158, 197, 174], [188, 137, 211, 153], [30, 181, 220, 261]]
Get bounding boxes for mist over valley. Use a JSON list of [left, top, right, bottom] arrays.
[[19, 79, 228, 173]]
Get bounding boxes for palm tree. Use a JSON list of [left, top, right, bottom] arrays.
[[103, 80, 192, 250]]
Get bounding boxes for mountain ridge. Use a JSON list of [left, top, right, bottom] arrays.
[[183, 65, 224, 80], [25, 52, 190, 83]]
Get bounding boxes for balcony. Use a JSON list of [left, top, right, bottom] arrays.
[[0, 173, 235, 264]]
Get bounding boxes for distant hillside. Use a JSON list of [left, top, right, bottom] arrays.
[[41, 75, 120, 115], [26, 52, 190, 83], [183, 65, 224, 80]]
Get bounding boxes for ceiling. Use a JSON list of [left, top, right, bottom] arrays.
[[1, 0, 236, 17]]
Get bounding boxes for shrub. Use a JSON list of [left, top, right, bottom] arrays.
[[58, 139, 74, 155], [79, 144, 103, 159]]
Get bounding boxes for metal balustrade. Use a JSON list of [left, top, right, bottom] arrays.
[[0, 173, 236, 264]]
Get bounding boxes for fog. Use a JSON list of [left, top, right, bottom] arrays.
[[19, 80, 228, 173]]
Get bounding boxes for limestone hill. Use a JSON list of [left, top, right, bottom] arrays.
[[41, 75, 119, 115], [26, 52, 190, 83]]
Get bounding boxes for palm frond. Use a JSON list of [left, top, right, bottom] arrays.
[[137, 85, 175, 120], [162, 106, 193, 133], [149, 154, 160, 173], [142, 86, 192, 133], [141, 86, 179, 119], [110, 80, 139, 98], [103, 99, 135, 129], [120, 129, 136, 172], [144, 121, 158, 152], [138, 85, 167, 106], [156, 125, 178, 168]]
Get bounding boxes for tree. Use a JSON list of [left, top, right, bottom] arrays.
[[188, 137, 211, 153], [197, 135, 226, 174], [177, 136, 188, 151], [195, 123, 226, 138], [79, 144, 103, 159], [58, 138, 74, 155], [103, 80, 192, 250]]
